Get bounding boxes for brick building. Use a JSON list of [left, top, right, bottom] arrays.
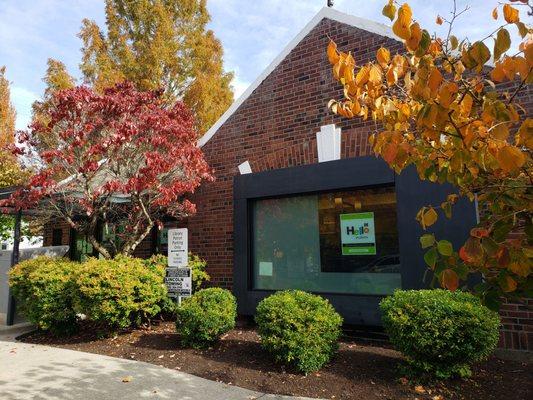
[[44, 8, 531, 352]]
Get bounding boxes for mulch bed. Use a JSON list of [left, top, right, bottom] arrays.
[[19, 320, 532, 400]]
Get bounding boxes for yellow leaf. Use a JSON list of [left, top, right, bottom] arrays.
[[382, 0, 396, 21], [386, 66, 398, 86], [417, 206, 438, 229], [377, 47, 390, 67], [503, 4, 519, 24], [494, 28, 511, 61], [369, 64, 383, 84], [327, 40, 340, 65], [355, 65, 370, 86], [492, 7, 498, 20], [392, 3, 412, 41], [496, 145, 526, 172], [509, 262, 530, 278], [461, 93, 473, 116]]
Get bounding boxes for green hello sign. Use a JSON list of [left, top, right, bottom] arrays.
[[340, 212, 376, 255]]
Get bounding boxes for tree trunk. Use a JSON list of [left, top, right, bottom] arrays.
[[122, 222, 154, 257], [87, 233, 112, 259]]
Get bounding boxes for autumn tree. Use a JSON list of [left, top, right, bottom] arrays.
[[2, 83, 213, 258], [32, 59, 76, 150], [0, 66, 32, 242], [73, 0, 234, 134], [326, 0, 532, 307]]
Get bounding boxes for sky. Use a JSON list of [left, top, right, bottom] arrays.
[[0, 0, 524, 131]]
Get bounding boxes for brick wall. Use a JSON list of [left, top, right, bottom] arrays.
[[187, 18, 403, 289]]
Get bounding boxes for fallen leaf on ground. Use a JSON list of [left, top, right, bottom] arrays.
[[122, 376, 132, 383], [415, 385, 426, 394]]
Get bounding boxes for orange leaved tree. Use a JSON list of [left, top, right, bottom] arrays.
[[326, 0, 532, 308]]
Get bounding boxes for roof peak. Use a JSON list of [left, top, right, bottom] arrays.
[[198, 7, 395, 147]]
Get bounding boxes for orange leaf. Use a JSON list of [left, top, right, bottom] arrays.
[[406, 22, 422, 52], [492, 7, 498, 20], [496, 145, 526, 172], [355, 65, 370, 86], [428, 68, 443, 94], [509, 262, 530, 278], [436, 15, 443, 25], [500, 275, 517, 293], [392, 3, 412, 41], [490, 61, 507, 82], [503, 4, 520, 23], [441, 269, 459, 291], [327, 40, 340, 65]]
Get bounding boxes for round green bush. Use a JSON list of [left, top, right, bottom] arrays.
[[9, 256, 79, 335], [175, 288, 236, 348], [73, 255, 167, 330], [380, 289, 500, 379], [255, 290, 343, 373]]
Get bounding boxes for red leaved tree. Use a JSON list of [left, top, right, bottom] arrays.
[[2, 82, 213, 258]]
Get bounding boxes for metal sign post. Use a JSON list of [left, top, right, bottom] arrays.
[[166, 228, 191, 304]]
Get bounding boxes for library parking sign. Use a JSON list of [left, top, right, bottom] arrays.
[[340, 212, 376, 255]]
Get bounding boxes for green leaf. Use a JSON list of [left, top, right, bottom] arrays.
[[492, 220, 513, 242], [437, 240, 453, 256], [420, 234, 436, 249], [424, 247, 438, 268], [382, 1, 397, 21], [481, 237, 499, 257], [449, 35, 458, 50], [494, 28, 511, 61], [415, 30, 431, 58]]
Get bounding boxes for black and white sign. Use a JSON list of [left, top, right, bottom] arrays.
[[165, 267, 192, 298], [168, 228, 188, 267]]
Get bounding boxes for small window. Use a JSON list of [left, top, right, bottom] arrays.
[[252, 186, 401, 295]]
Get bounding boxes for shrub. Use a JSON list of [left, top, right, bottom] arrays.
[[9, 256, 79, 335], [144, 252, 210, 292], [255, 290, 343, 373], [175, 288, 236, 348], [380, 289, 500, 379], [73, 255, 167, 330]]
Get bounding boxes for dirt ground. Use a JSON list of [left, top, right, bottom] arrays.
[[19, 320, 532, 400]]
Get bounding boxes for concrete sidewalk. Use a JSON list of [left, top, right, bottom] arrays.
[[0, 330, 316, 400]]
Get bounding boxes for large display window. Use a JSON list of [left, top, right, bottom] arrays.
[[252, 186, 401, 295]]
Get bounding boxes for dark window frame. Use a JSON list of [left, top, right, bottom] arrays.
[[233, 156, 478, 326]]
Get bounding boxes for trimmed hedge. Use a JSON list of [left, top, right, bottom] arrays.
[[255, 290, 343, 373], [380, 289, 500, 379], [175, 288, 236, 348], [9, 256, 79, 335], [73, 256, 167, 330]]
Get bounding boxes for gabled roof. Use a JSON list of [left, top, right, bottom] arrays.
[[198, 7, 395, 147]]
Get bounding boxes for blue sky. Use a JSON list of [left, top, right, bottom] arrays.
[[0, 0, 520, 130]]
